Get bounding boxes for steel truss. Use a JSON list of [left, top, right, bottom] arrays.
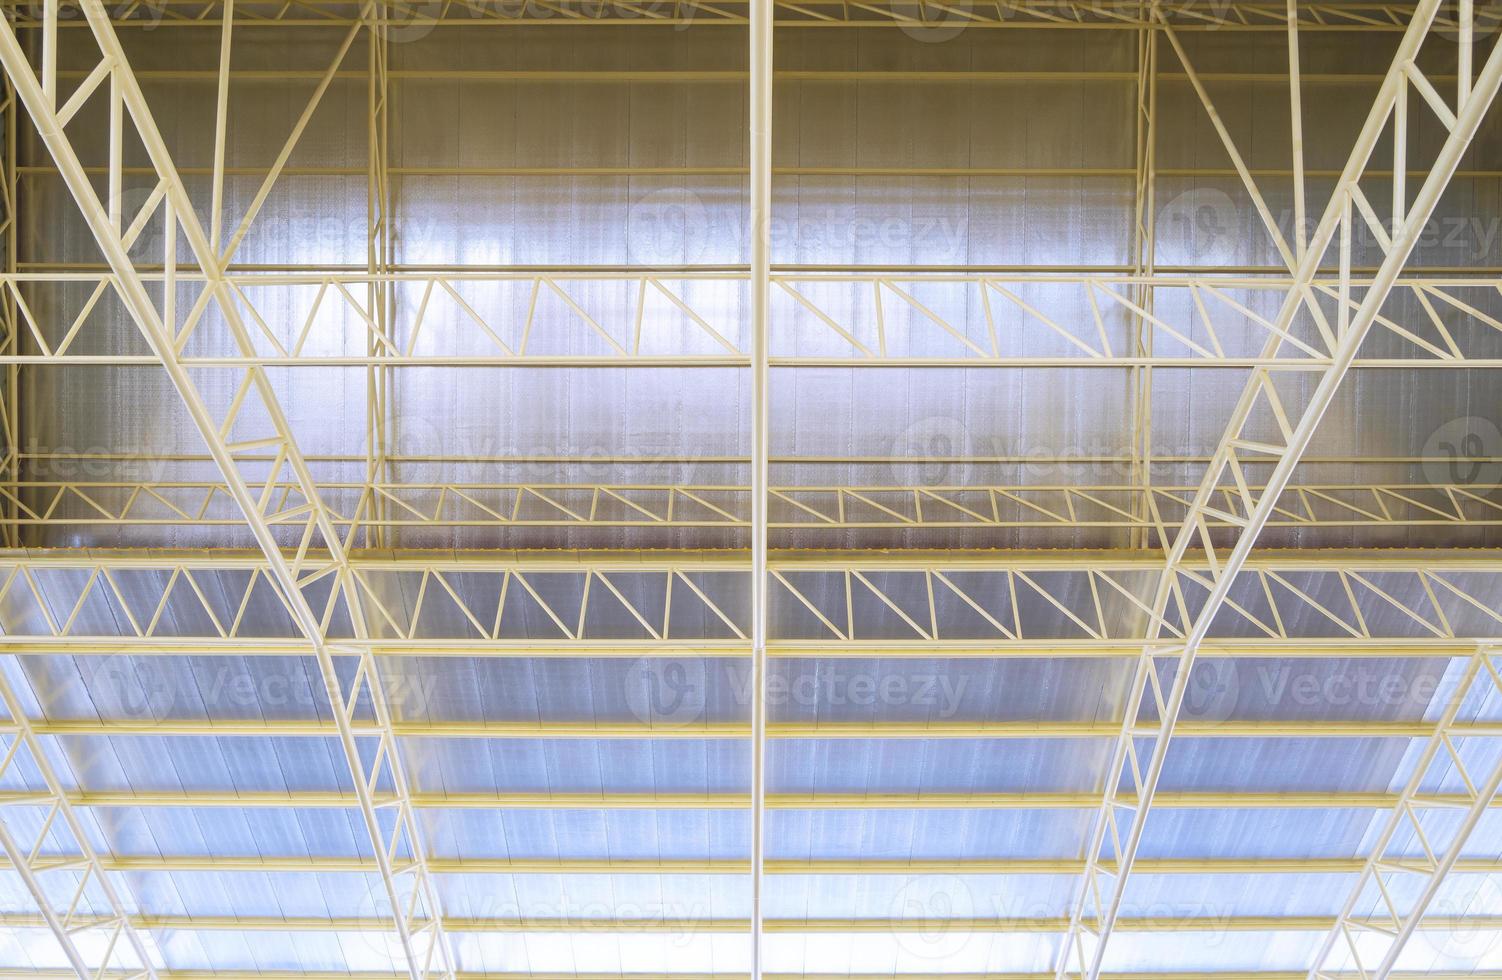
[[1305, 646, 1502, 979], [0, 550, 1497, 647], [1053, 1, 1502, 977], [10, 272, 1502, 368], [0, 0, 1496, 975], [6, 479, 1502, 533], [0, 659, 160, 980], [0, 3, 457, 979], [11, 854, 1502, 875], [0, 0, 1489, 31]]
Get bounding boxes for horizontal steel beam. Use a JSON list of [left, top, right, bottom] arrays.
[[2, 546, 1496, 569], [0, 0, 1466, 30], [2, 854, 1498, 875], [24, 68, 1494, 84], [7, 973, 1502, 980], [0, 638, 1478, 658], [13, 481, 1500, 532], [0, 788, 1492, 810], [17, 718, 1502, 738], [5, 973, 1502, 980], [0, 913, 1498, 933]]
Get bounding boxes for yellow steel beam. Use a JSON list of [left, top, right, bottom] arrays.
[[0, 788, 1489, 810], [0, 638, 1479, 659], [9, 974, 1502, 980], [21, 717, 1502, 739], [1, 854, 1496, 875], [0, 913, 1498, 933], [1, 546, 1497, 570]]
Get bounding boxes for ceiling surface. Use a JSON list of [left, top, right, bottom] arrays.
[[1, 1, 1502, 979]]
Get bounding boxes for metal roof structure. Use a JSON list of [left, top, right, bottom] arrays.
[[1, 1, 1501, 980]]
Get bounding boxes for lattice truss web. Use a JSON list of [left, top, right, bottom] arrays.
[[10, 271, 1502, 365], [0, 0, 1499, 979]]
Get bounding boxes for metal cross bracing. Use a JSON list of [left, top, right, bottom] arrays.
[[0, 4, 459, 979], [0, 0, 1496, 977], [365, 0, 395, 549], [1304, 645, 1502, 980], [6, 479, 1502, 533], [0, 68, 14, 552], [9, 271, 1502, 367], [1052, 0, 1502, 976], [0, 18, 155, 980], [0, 550, 1497, 648], [0, 0, 1491, 30], [1125, 3, 1158, 552], [0, 655, 161, 980]]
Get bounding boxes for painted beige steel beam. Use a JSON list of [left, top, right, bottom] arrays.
[[3, 854, 1500, 875], [11, 481, 1502, 533], [0, 638, 1477, 659], [1306, 646, 1502, 979], [0, 668, 161, 979], [17, 717, 1502, 739], [0, 913, 1499, 933], [0, 0, 1477, 30], [7, 974, 1502, 980], [1054, 7, 1502, 977], [0, 550, 1493, 653], [0, 5, 458, 978], [0, 549, 1493, 652], [9, 270, 1502, 369], [6, 973, 1502, 980], [0, 788, 1493, 811], [0, 547, 1492, 570], [748, 0, 772, 977]]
